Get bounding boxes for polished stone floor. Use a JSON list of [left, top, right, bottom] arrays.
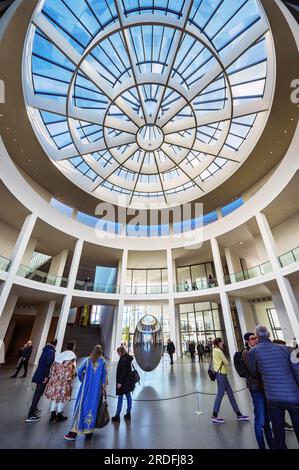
[[0, 356, 298, 449]]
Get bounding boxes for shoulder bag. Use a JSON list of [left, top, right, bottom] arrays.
[[207, 361, 223, 382], [95, 390, 110, 428]]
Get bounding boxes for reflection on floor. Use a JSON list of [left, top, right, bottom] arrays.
[[0, 356, 298, 449]]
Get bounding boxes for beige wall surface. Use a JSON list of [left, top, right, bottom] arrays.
[[0, 221, 18, 258], [272, 212, 299, 255]]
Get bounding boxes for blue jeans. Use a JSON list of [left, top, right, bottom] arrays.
[[250, 391, 274, 449], [268, 401, 299, 449], [213, 373, 239, 414], [116, 393, 132, 416]]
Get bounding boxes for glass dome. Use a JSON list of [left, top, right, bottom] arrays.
[[23, 0, 274, 209]]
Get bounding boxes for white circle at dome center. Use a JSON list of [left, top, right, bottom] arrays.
[[137, 125, 164, 151]]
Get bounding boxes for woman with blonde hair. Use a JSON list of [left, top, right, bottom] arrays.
[[64, 344, 107, 440], [211, 337, 249, 424]]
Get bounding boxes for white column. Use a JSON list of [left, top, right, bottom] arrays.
[[235, 298, 253, 337], [210, 237, 225, 287], [256, 212, 299, 340], [174, 304, 182, 358], [29, 300, 56, 364], [21, 238, 37, 267], [55, 239, 83, 353], [211, 238, 237, 360], [112, 248, 128, 361], [47, 249, 68, 286], [220, 292, 238, 360], [167, 248, 178, 359], [0, 294, 18, 363], [224, 247, 242, 277], [0, 213, 37, 317]]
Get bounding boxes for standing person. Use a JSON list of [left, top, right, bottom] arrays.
[[208, 274, 215, 288], [211, 338, 249, 424], [26, 339, 57, 423], [112, 345, 135, 422], [64, 345, 107, 440], [242, 332, 274, 449], [248, 325, 299, 449], [167, 339, 175, 365], [45, 341, 77, 424], [184, 281, 189, 291], [189, 341, 196, 363], [197, 342, 204, 364], [11, 340, 33, 378]]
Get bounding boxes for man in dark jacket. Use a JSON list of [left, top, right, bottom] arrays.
[[197, 342, 205, 364], [112, 345, 135, 422], [11, 340, 33, 378], [26, 339, 57, 423], [248, 325, 299, 449], [167, 339, 175, 365], [189, 341, 196, 363], [242, 332, 274, 449]]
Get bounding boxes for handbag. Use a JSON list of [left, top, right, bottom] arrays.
[[130, 363, 140, 385], [95, 390, 110, 428], [207, 362, 223, 381]]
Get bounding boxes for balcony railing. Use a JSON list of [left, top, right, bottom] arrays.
[[279, 246, 299, 267], [224, 261, 272, 285], [175, 278, 218, 292], [125, 285, 169, 294], [74, 280, 119, 294], [17, 265, 68, 288], [0, 255, 10, 272]]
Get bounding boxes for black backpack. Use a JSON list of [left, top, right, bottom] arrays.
[[233, 350, 247, 378]]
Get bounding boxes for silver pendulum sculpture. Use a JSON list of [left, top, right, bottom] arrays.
[[133, 315, 164, 372]]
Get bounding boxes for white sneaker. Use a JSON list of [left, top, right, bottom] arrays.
[[26, 416, 40, 423]]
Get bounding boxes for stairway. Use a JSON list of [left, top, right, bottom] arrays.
[[63, 324, 104, 358]]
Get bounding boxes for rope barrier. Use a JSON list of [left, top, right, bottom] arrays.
[[70, 387, 247, 402]]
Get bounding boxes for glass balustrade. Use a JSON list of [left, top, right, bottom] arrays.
[[0, 255, 10, 272], [17, 265, 68, 287], [174, 278, 218, 292], [279, 246, 299, 267], [125, 285, 169, 294], [74, 280, 119, 294], [224, 261, 272, 285]]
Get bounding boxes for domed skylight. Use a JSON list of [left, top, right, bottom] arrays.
[[23, 0, 274, 209]]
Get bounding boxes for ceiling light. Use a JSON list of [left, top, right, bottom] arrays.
[[20, 149, 24, 152], [6, 127, 10, 130], [13, 138, 16, 142], [239, 241, 244, 246], [27, 158, 31, 162]]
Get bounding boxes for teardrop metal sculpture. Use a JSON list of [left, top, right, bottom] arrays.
[[133, 315, 163, 371]]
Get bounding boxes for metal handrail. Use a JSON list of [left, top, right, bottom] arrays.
[[0, 255, 10, 272], [224, 261, 272, 285], [174, 278, 218, 292], [17, 264, 68, 287], [74, 280, 120, 294], [279, 246, 299, 267]]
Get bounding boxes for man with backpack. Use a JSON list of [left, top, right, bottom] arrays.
[[234, 332, 274, 449]]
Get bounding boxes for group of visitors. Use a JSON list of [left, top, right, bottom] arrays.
[[9, 327, 299, 448], [20, 339, 135, 441], [184, 275, 216, 291], [211, 326, 299, 450]]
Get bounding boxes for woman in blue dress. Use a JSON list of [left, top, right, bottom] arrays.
[[64, 344, 107, 440]]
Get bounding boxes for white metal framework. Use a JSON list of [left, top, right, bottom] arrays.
[[23, 0, 275, 209]]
